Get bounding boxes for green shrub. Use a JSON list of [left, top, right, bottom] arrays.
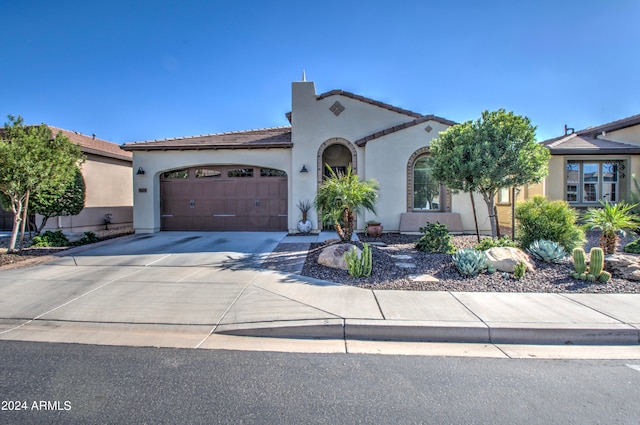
[[30, 230, 69, 247], [70, 231, 100, 247], [515, 195, 585, 252], [513, 261, 526, 279], [527, 239, 567, 263], [345, 243, 372, 278], [452, 248, 487, 276], [623, 239, 640, 254], [416, 222, 455, 253], [474, 235, 518, 251]]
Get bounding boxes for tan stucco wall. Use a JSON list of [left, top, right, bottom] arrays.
[[132, 149, 292, 233], [604, 124, 640, 145], [40, 154, 133, 233]]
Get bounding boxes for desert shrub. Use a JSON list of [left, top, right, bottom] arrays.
[[30, 230, 69, 247], [513, 261, 526, 279], [474, 235, 518, 251], [623, 238, 640, 254], [515, 195, 585, 252], [452, 248, 487, 276], [345, 243, 372, 278], [416, 222, 455, 253], [527, 239, 567, 263]]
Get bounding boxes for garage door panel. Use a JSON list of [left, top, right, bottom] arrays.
[[161, 166, 287, 231]]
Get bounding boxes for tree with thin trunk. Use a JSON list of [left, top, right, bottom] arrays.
[[30, 166, 86, 235], [0, 115, 84, 252], [428, 109, 550, 237], [314, 165, 379, 242]]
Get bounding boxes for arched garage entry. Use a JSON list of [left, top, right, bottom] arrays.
[[160, 165, 287, 231]]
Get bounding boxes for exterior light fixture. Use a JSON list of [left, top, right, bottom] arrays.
[[136, 167, 145, 175], [300, 165, 308, 173]]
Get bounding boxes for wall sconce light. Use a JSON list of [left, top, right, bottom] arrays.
[[300, 165, 308, 173], [136, 167, 145, 175]]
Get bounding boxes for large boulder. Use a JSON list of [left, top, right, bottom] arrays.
[[484, 247, 535, 273], [318, 243, 361, 270], [605, 253, 640, 281]]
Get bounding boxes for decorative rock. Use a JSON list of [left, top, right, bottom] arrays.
[[410, 273, 439, 282], [395, 262, 416, 269], [391, 254, 413, 260], [484, 247, 535, 273], [605, 253, 640, 281], [318, 243, 360, 270]]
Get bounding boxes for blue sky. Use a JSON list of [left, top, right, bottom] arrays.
[[2, 0, 638, 144]]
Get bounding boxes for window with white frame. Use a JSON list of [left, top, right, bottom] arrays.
[[566, 160, 620, 203]]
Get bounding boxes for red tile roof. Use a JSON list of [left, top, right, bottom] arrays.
[[122, 126, 292, 151], [355, 115, 457, 146], [49, 126, 132, 162], [541, 113, 640, 155]]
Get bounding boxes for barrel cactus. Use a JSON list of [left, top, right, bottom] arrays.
[[527, 239, 567, 263], [452, 248, 487, 276]]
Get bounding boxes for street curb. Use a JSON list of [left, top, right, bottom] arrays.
[[213, 319, 640, 345]]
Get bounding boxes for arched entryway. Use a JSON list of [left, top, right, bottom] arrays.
[[316, 138, 357, 229]]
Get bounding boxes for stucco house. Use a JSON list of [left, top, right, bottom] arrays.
[[123, 78, 498, 234], [1, 127, 133, 233], [496, 113, 640, 229]]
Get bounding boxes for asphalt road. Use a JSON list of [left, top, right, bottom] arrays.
[[1, 341, 639, 424]]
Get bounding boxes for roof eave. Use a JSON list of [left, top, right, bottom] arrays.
[[122, 143, 293, 152]]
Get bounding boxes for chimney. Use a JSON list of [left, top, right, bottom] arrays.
[[564, 124, 574, 135]]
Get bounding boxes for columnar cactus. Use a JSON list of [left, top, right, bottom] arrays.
[[589, 248, 604, 277], [345, 243, 372, 278], [572, 248, 587, 274], [571, 247, 611, 283]]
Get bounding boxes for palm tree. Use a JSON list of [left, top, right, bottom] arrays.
[[582, 200, 640, 254], [314, 165, 380, 242]]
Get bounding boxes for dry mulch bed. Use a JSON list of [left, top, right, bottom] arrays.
[[300, 231, 640, 293], [0, 228, 134, 268]]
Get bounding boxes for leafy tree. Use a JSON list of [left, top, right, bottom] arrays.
[[582, 200, 639, 254], [0, 115, 83, 252], [428, 109, 550, 237], [314, 165, 380, 242], [30, 166, 86, 235]]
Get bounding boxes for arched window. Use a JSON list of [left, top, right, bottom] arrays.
[[412, 156, 441, 211]]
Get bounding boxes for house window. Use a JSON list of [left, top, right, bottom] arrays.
[[227, 168, 254, 178], [260, 168, 287, 177], [566, 161, 620, 203], [498, 188, 510, 205], [412, 156, 441, 211], [162, 169, 189, 179], [195, 168, 221, 178]]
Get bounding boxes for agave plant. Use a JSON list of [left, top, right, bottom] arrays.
[[582, 201, 640, 254], [527, 239, 567, 263], [452, 248, 487, 276]]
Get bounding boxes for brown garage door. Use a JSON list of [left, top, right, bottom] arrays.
[[160, 166, 287, 231]]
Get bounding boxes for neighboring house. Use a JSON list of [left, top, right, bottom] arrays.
[[496, 113, 640, 229], [38, 127, 133, 233], [123, 78, 497, 234]]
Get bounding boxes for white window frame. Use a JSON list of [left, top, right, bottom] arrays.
[[566, 160, 621, 204]]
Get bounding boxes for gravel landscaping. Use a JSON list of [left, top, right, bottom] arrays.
[[300, 231, 640, 293], [0, 227, 134, 268]]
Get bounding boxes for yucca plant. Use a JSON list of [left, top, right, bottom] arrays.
[[582, 201, 640, 254], [314, 165, 380, 242]]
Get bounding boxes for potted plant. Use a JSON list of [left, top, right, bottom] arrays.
[[365, 219, 383, 237], [296, 199, 313, 233]]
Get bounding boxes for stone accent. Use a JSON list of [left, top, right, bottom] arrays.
[[410, 273, 439, 282], [395, 262, 416, 269], [484, 247, 535, 273], [391, 254, 413, 260], [329, 101, 345, 116], [318, 243, 360, 270], [605, 253, 640, 281]]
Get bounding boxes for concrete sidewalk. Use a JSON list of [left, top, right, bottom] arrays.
[[0, 231, 639, 357]]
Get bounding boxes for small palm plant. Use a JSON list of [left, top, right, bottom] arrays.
[[314, 165, 380, 242], [582, 200, 640, 254]]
